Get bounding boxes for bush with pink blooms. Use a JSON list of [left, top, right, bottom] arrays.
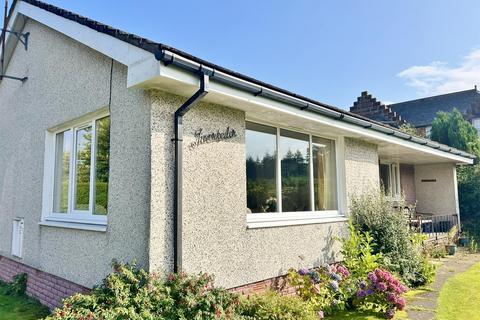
[[287, 263, 357, 317], [355, 268, 408, 319], [289, 221, 410, 319]]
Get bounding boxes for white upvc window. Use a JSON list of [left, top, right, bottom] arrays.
[[379, 160, 401, 198], [42, 110, 110, 227], [245, 121, 347, 228]]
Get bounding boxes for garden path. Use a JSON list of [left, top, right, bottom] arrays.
[[406, 249, 480, 320]]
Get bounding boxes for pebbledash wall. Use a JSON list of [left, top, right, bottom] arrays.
[[148, 91, 380, 289], [0, 19, 151, 305], [1, 16, 382, 307], [414, 163, 459, 216]]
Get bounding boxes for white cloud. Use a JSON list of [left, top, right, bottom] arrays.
[[397, 48, 480, 95]]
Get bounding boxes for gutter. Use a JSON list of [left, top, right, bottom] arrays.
[[5, 0, 472, 159], [154, 50, 475, 161], [172, 70, 209, 273]]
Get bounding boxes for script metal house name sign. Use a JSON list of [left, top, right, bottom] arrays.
[[189, 127, 237, 149]]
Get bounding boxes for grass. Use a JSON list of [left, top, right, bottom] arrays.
[[0, 281, 50, 320], [437, 262, 480, 320], [326, 309, 408, 320]]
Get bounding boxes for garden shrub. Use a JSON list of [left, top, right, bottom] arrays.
[[339, 221, 383, 278], [425, 243, 447, 259], [47, 261, 239, 320], [287, 263, 356, 317], [350, 192, 435, 287], [355, 268, 408, 319], [237, 291, 318, 320], [469, 237, 478, 253], [8, 273, 28, 296]]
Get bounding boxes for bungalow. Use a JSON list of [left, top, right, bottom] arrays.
[[0, 0, 474, 309]]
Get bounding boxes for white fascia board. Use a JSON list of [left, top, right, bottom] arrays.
[[153, 51, 473, 164], [4, 1, 158, 87], [1, 2, 26, 69], [207, 80, 473, 164], [2, 2, 475, 165]]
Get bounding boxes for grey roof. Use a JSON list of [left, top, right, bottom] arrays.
[[388, 89, 480, 127], [2, 0, 476, 161]]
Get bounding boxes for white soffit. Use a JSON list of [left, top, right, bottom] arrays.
[[4, 1, 474, 165]]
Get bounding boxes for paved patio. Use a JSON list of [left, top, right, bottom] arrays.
[[406, 249, 480, 320]]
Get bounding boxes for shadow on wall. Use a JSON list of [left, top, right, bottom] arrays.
[[264, 225, 342, 294], [318, 225, 338, 266]]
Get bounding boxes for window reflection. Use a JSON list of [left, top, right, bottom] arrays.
[[53, 130, 72, 213], [379, 163, 391, 194], [94, 117, 110, 215], [74, 126, 92, 211], [280, 130, 310, 212], [246, 123, 277, 213]]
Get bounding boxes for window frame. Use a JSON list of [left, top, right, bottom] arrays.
[[41, 109, 110, 226], [245, 120, 347, 228], [379, 160, 401, 199]]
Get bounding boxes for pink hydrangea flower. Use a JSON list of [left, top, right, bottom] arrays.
[[396, 297, 406, 310]]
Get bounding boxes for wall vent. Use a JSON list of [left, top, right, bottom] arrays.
[[11, 218, 24, 258]]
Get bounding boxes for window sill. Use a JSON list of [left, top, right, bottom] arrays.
[[39, 220, 107, 232], [246, 211, 348, 229]]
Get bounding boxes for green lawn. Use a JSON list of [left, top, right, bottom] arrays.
[[437, 262, 480, 320], [327, 309, 408, 320], [0, 281, 50, 320]]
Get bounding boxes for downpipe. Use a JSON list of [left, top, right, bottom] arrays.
[[173, 71, 209, 273]]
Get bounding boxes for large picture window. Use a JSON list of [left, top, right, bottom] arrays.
[[48, 114, 110, 224], [246, 121, 339, 220]]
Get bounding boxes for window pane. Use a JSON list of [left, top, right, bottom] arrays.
[[246, 122, 277, 213], [74, 126, 92, 211], [391, 164, 399, 196], [312, 136, 337, 210], [280, 130, 310, 212], [53, 130, 72, 213], [94, 117, 110, 215], [379, 164, 390, 194]]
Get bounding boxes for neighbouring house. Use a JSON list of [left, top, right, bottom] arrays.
[[0, 0, 475, 310], [351, 88, 480, 137]]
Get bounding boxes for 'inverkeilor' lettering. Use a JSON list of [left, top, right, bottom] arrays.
[[189, 127, 237, 149]]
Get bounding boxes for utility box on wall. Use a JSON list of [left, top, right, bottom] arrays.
[[11, 218, 24, 258]]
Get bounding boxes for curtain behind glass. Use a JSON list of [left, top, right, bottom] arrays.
[[312, 136, 337, 210]]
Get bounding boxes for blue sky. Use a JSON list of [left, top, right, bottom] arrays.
[[4, 0, 480, 109]]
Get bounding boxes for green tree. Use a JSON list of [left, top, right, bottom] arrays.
[[430, 108, 480, 158], [399, 123, 418, 136], [429, 109, 480, 241]]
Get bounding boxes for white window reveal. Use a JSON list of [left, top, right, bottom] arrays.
[[425, 126, 432, 138], [245, 121, 346, 228], [472, 118, 480, 136], [43, 111, 110, 227], [379, 161, 401, 198], [11, 218, 24, 258]]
